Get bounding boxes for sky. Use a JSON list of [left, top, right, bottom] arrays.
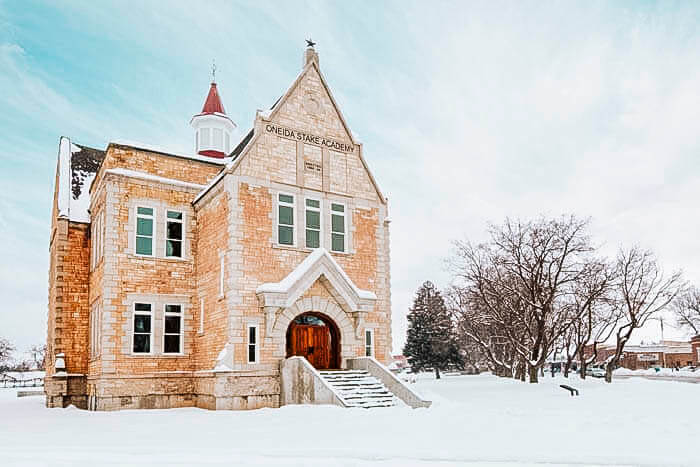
[[1, 0, 700, 356]]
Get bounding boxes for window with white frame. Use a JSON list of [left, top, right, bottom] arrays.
[[132, 303, 152, 353], [163, 304, 183, 354], [213, 128, 223, 151], [99, 210, 105, 259], [278, 194, 295, 246], [305, 198, 321, 248], [135, 207, 154, 256], [165, 210, 183, 258], [365, 329, 374, 357], [89, 303, 100, 358], [200, 128, 211, 149], [225, 133, 230, 154], [247, 324, 258, 364], [91, 211, 104, 270], [219, 254, 224, 297], [331, 203, 346, 252], [199, 298, 204, 334]]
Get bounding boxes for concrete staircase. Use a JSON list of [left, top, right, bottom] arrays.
[[319, 369, 396, 408]]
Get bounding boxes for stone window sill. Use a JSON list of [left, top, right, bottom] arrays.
[[271, 243, 354, 256]]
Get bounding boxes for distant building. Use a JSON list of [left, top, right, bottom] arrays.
[[586, 337, 700, 370]]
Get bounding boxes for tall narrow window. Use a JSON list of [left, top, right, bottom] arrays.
[[219, 254, 224, 297], [305, 198, 321, 248], [225, 132, 230, 154], [99, 210, 105, 259], [201, 128, 211, 149], [199, 298, 204, 334], [213, 128, 223, 151], [133, 303, 152, 353], [163, 304, 183, 354], [247, 324, 258, 364], [166, 210, 183, 258], [331, 203, 346, 252], [89, 304, 100, 358], [365, 329, 374, 357], [278, 194, 295, 246], [135, 207, 154, 256]]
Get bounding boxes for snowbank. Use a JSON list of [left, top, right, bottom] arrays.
[[1, 374, 699, 465]]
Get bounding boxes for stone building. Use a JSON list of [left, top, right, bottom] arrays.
[[45, 45, 429, 411]]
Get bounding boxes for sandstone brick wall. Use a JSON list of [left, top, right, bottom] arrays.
[[193, 185, 230, 370], [97, 146, 222, 187], [101, 172, 202, 375], [46, 216, 91, 375]]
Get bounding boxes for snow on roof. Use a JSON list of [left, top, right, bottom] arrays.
[[256, 248, 377, 300], [109, 139, 230, 165], [104, 168, 207, 190], [57, 137, 106, 223]]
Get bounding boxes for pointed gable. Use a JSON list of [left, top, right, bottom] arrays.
[[225, 54, 386, 204]]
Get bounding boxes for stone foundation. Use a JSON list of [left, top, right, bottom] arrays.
[[46, 371, 281, 412]]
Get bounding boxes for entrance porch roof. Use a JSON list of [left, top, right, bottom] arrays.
[[256, 248, 376, 313]]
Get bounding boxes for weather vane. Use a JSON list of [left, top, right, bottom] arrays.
[[306, 38, 316, 48], [211, 59, 216, 83]]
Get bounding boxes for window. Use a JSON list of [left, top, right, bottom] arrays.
[[365, 329, 374, 357], [201, 128, 211, 149], [219, 253, 224, 297], [278, 194, 295, 246], [305, 198, 321, 248], [165, 210, 183, 258], [132, 303, 152, 353], [225, 132, 230, 154], [163, 304, 183, 354], [196, 131, 200, 152], [91, 211, 104, 270], [89, 304, 100, 358], [99, 210, 105, 259], [247, 324, 258, 364], [213, 128, 223, 151], [199, 298, 204, 335], [331, 203, 346, 252], [135, 207, 154, 256]]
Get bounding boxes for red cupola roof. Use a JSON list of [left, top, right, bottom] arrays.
[[201, 82, 226, 114]]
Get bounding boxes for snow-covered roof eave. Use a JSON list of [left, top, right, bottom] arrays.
[[109, 139, 228, 166], [57, 137, 71, 219]]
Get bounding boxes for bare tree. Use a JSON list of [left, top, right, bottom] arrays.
[[29, 345, 47, 370], [0, 338, 15, 372], [448, 215, 595, 383], [672, 287, 700, 335], [604, 248, 684, 382]]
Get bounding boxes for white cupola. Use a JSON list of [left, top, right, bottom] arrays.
[[190, 72, 236, 158]]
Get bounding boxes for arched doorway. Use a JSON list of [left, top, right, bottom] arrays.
[[286, 312, 340, 370]]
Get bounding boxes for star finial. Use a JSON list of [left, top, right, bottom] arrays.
[[306, 38, 316, 48], [211, 59, 216, 83]]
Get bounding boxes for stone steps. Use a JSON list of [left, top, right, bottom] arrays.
[[319, 370, 396, 408]]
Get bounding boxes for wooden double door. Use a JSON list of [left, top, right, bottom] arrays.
[[286, 313, 339, 370]]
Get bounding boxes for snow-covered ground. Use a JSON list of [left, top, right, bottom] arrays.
[[1, 373, 699, 466]]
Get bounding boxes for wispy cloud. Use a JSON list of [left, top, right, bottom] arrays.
[[1, 1, 699, 351]]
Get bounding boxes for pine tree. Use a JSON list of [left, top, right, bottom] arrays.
[[403, 281, 462, 379]]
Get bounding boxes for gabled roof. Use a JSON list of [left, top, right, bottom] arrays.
[[256, 248, 376, 313], [194, 57, 387, 205], [56, 137, 106, 223]]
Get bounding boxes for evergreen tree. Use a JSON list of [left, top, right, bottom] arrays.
[[403, 281, 463, 379]]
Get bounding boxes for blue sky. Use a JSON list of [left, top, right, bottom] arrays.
[[2, 1, 700, 354]]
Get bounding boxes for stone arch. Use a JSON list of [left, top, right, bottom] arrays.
[[270, 296, 357, 366]]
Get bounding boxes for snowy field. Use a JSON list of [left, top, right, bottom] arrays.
[[2, 374, 699, 467]]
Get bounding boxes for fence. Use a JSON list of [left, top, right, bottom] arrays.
[[0, 373, 44, 388]]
